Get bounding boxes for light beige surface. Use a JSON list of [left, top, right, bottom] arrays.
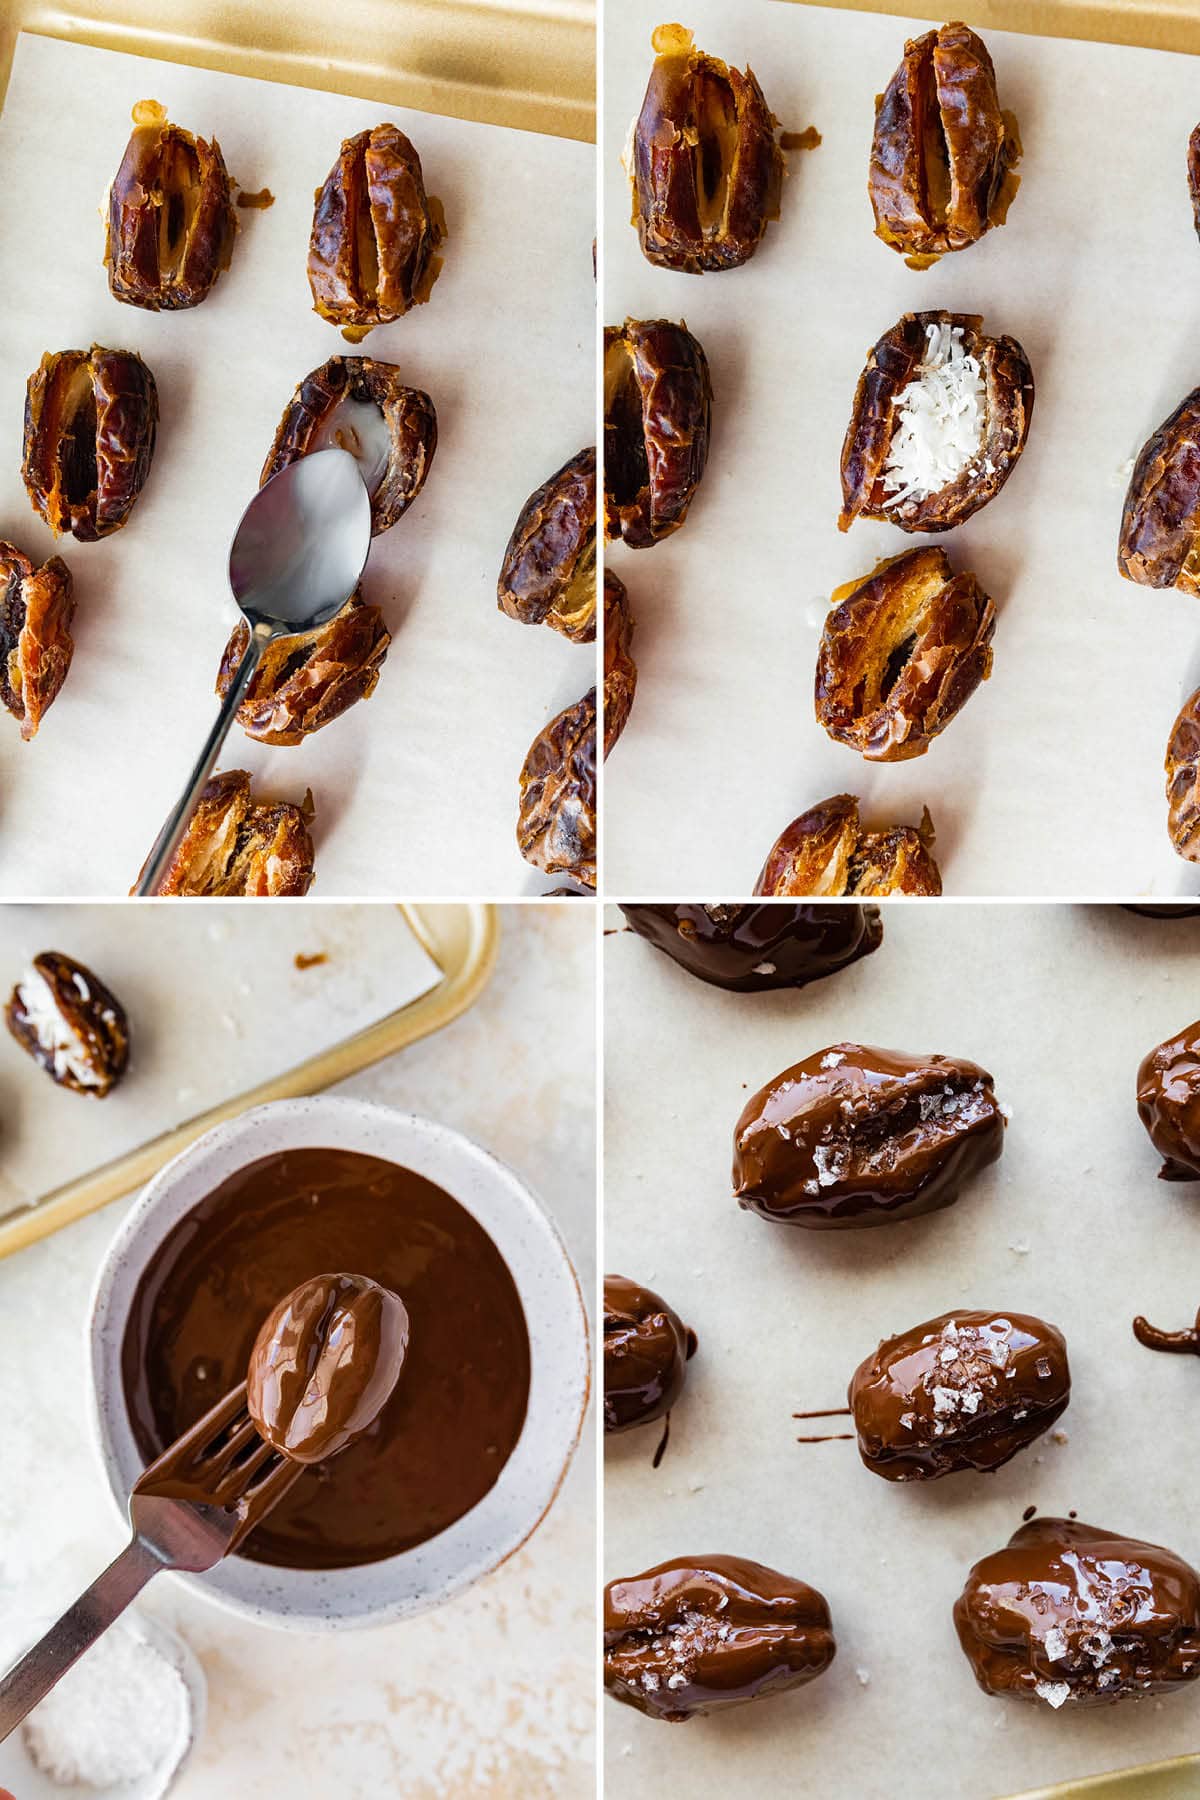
[[604, 903, 1200, 1799], [0, 904, 596, 1797], [604, 0, 1200, 896], [0, 34, 594, 897]]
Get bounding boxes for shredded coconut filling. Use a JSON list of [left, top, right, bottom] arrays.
[[14, 966, 104, 1086], [881, 322, 986, 508]]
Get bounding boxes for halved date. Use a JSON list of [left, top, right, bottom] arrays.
[[816, 545, 995, 760], [308, 124, 445, 330], [23, 346, 158, 541], [134, 769, 315, 896], [216, 590, 390, 745], [5, 950, 130, 1096], [1118, 387, 1200, 592], [754, 792, 942, 896], [261, 356, 437, 537], [839, 311, 1033, 534], [603, 568, 636, 756], [106, 106, 236, 310], [0, 542, 75, 740], [517, 689, 596, 891], [604, 318, 711, 548], [1166, 685, 1200, 858], [498, 447, 596, 642]]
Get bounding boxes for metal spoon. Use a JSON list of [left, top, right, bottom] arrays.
[[135, 447, 372, 897]]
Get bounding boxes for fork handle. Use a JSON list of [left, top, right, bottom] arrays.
[[0, 1537, 162, 1740]]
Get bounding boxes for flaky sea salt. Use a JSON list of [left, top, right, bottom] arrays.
[[1034, 1680, 1072, 1710], [1044, 1627, 1069, 1663], [22, 1626, 189, 1787]]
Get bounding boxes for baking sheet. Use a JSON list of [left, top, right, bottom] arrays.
[[604, 903, 1200, 1798], [603, 0, 1200, 897], [0, 902, 441, 1217], [0, 33, 594, 897]]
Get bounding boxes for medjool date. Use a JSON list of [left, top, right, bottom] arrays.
[[1166, 686, 1200, 858], [134, 769, 315, 896], [106, 106, 236, 310], [619, 903, 882, 991], [1118, 388, 1200, 592], [517, 690, 596, 891], [23, 346, 158, 541], [753, 793, 942, 896], [308, 125, 444, 330], [498, 448, 596, 642], [604, 319, 711, 547], [5, 952, 130, 1096], [216, 590, 390, 745], [603, 568, 636, 755], [0, 542, 74, 740]]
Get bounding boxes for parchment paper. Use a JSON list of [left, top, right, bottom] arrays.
[[603, 0, 1200, 897], [0, 34, 594, 897], [604, 903, 1200, 1798], [0, 901, 440, 1215]]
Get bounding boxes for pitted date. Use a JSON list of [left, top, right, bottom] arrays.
[[262, 357, 437, 536], [308, 124, 445, 330], [605, 1554, 836, 1720], [604, 318, 711, 548], [134, 769, 315, 896], [955, 1518, 1200, 1707], [1118, 388, 1200, 592], [106, 107, 236, 310], [849, 1309, 1069, 1480], [23, 346, 158, 541], [753, 793, 942, 896], [5, 951, 130, 1097], [870, 22, 1019, 262], [1137, 1018, 1200, 1179], [629, 24, 783, 274], [517, 689, 596, 891], [816, 546, 995, 760], [733, 1042, 1005, 1229], [216, 590, 390, 745], [603, 569, 636, 755], [0, 542, 75, 740], [619, 903, 882, 991], [1165, 686, 1200, 859], [603, 1275, 696, 1434], [498, 448, 596, 642]]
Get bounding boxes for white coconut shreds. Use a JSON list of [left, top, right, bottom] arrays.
[[881, 322, 986, 508], [14, 966, 104, 1087]]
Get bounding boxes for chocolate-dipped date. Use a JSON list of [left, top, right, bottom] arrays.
[[22, 346, 158, 541], [604, 1554, 835, 1720], [1137, 1019, 1200, 1179], [849, 1309, 1069, 1480], [246, 1272, 409, 1464], [954, 1517, 1200, 1707], [734, 1042, 1005, 1228], [619, 903, 882, 992], [1119, 388, 1200, 592], [604, 318, 711, 548], [106, 106, 236, 310], [604, 1276, 696, 1434]]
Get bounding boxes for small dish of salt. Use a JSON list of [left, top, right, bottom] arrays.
[[0, 1611, 204, 1798]]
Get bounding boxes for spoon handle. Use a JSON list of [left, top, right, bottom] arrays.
[[134, 630, 269, 897]]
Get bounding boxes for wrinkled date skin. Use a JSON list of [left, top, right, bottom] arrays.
[[604, 319, 712, 548], [1137, 1019, 1200, 1179], [754, 793, 942, 897], [1190, 125, 1200, 242], [620, 903, 883, 992], [955, 1518, 1200, 1707], [262, 357, 437, 538], [5, 951, 130, 1097], [870, 22, 1019, 261], [605, 1554, 836, 1721], [106, 108, 236, 310], [1118, 388, 1200, 592], [217, 590, 390, 745], [135, 769, 315, 897], [849, 1309, 1069, 1481], [604, 1275, 697, 1434], [0, 542, 75, 740], [247, 1272, 410, 1464], [733, 1042, 1005, 1229], [603, 568, 637, 755], [308, 124, 445, 330], [23, 346, 158, 541], [630, 24, 783, 273], [817, 546, 995, 760], [1165, 686, 1200, 859], [517, 689, 596, 891], [498, 447, 596, 642], [839, 310, 1033, 534]]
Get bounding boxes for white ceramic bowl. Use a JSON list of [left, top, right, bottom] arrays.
[[88, 1097, 590, 1630]]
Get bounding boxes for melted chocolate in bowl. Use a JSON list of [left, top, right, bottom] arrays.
[[120, 1147, 531, 1570]]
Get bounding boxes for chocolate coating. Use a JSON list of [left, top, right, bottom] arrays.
[[604, 1554, 835, 1720], [1137, 1020, 1200, 1180], [619, 903, 882, 992], [955, 1517, 1200, 1706], [246, 1272, 409, 1464], [603, 1276, 696, 1434], [734, 1043, 1005, 1229], [1124, 905, 1200, 918], [849, 1309, 1069, 1481]]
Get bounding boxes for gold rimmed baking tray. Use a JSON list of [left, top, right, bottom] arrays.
[[0, 901, 498, 1263], [1007, 1755, 1200, 1799], [785, 0, 1200, 57]]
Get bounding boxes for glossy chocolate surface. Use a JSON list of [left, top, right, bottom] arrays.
[[604, 1554, 835, 1720], [619, 903, 882, 992], [734, 1043, 1005, 1228], [849, 1309, 1069, 1481], [1124, 905, 1200, 918], [955, 1517, 1200, 1706], [1137, 1020, 1200, 1179], [122, 1147, 530, 1569], [603, 1276, 696, 1434]]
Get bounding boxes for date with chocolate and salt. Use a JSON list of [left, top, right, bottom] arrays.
[[604, 318, 711, 547], [603, 569, 636, 755], [106, 102, 236, 310], [734, 1043, 1005, 1228], [6, 952, 130, 1097], [133, 769, 315, 897], [604, 1554, 835, 1720], [955, 1517, 1200, 1707], [0, 541, 74, 740], [498, 448, 596, 643], [308, 125, 444, 331], [1137, 1018, 1200, 1179], [619, 903, 882, 991], [754, 793, 942, 896], [849, 1309, 1069, 1480], [23, 346, 158, 541], [603, 1275, 696, 1436], [517, 689, 596, 891]]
